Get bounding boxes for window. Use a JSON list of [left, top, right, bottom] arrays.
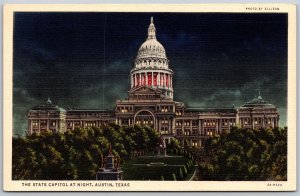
[[161, 106, 168, 112], [40, 120, 47, 126], [32, 120, 38, 127], [192, 140, 198, 147], [176, 120, 182, 126], [206, 128, 214, 136], [176, 130, 182, 135], [192, 129, 198, 135], [51, 120, 56, 126], [192, 120, 198, 126], [184, 121, 190, 126], [184, 129, 190, 136], [161, 119, 168, 124], [161, 127, 169, 134]]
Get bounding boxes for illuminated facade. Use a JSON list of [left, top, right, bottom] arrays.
[[27, 18, 280, 147]]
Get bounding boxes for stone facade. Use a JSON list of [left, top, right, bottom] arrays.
[[27, 18, 280, 147]]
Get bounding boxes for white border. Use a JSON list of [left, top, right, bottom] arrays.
[[2, 4, 297, 191]]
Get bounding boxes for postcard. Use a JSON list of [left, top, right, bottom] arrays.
[[3, 4, 296, 191]]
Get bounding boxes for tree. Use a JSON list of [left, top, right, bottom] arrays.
[[199, 127, 287, 181], [132, 125, 150, 155], [167, 138, 181, 154], [144, 126, 160, 151], [12, 124, 160, 180]]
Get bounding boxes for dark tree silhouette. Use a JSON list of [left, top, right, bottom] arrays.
[[199, 127, 287, 181]]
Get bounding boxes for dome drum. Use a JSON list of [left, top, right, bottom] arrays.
[[130, 70, 173, 89]]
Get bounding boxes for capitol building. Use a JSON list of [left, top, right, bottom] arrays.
[[27, 18, 280, 147]]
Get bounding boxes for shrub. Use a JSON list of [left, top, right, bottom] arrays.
[[183, 166, 188, 176], [179, 168, 184, 180], [172, 173, 177, 181]]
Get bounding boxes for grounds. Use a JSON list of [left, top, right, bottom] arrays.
[[122, 155, 196, 181]]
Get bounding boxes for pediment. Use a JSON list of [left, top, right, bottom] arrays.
[[129, 86, 162, 94]]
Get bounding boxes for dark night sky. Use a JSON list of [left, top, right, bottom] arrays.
[[13, 12, 287, 135]]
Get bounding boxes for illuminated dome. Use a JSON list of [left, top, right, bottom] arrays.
[[135, 17, 169, 69], [130, 17, 174, 99], [137, 37, 167, 59]]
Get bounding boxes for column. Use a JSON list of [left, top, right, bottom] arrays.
[[172, 118, 175, 135], [158, 73, 160, 87], [165, 74, 168, 88], [198, 119, 201, 135], [158, 118, 161, 135], [28, 119, 31, 134], [131, 75, 133, 88], [58, 119, 60, 131], [151, 72, 154, 86], [145, 72, 148, 86], [139, 73, 142, 86], [47, 119, 49, 131], [228, 119, 230, 130], [168, 118, 171, 134], [141, 73, 143, 85], [201, 120, 204, 135], [190, 120, 192, 135], [216, 119, 219, 134], [38, 119, 40, 132]]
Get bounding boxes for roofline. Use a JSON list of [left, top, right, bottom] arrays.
[[67, 109, 113, 112]]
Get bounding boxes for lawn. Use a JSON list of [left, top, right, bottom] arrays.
[[122, 155, 194, 180]]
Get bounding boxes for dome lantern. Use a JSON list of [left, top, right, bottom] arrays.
[[147, 17, 156, 40]]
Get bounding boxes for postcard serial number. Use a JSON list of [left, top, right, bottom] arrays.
[[267, 183, 283, 187]]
